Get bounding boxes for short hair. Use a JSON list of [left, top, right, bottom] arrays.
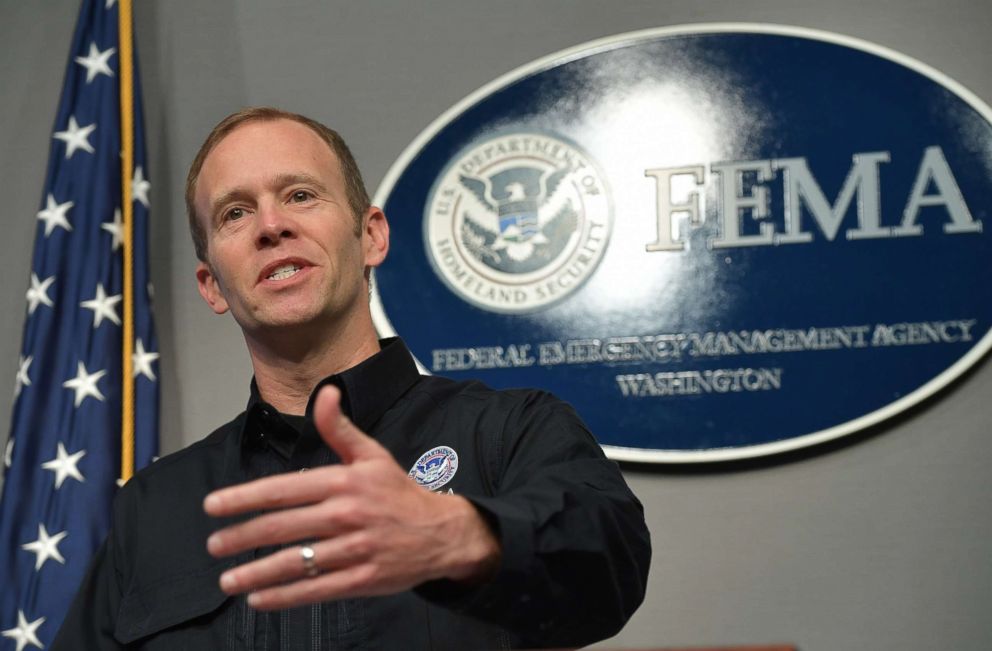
[[185, 107, 370, 261]]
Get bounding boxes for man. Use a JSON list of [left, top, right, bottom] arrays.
[[53, 107, 651, 649]]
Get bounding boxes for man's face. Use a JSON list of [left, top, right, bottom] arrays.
[[193, 118, 386, 335]]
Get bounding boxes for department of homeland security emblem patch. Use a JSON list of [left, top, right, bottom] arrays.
[[373, 24, 992, 463], [408, 446, 459, 491], [425, 132, 611, 313]]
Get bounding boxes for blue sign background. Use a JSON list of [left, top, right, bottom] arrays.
[[373, 26, 992, 461]]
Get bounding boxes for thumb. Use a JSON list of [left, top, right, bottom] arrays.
[[313, 385, 386, 463]]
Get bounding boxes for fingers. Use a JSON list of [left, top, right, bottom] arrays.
[[205, 386, 411, 606], [218, 532, 378, 605], [204, 465, 347, 518], [313, 385, 386, 463], [207, 497, 361, 557], [247, 564, 380, 610]]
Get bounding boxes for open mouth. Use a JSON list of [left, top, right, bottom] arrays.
[[266, 263, 302, 281]]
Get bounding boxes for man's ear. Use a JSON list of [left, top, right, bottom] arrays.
[[362, 206, 390, 268], [196, 261, 230, 315]]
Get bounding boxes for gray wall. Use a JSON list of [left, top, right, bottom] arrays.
[[2, 1, 990, 649]]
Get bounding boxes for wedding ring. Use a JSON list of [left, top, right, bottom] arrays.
[[300, 544, 319, 577]]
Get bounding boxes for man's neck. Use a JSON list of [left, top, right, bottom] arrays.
[[243, 316, 381, 415]]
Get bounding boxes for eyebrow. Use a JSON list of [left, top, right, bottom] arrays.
[[273, 173, 329, 194], [208, 173, 331, 221]]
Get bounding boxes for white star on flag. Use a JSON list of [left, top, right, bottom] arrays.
[[106, 0, 117, 7], [52, 115, 96, 159], [101, 208, 124, 251], [0, 610, 45, 651], [74, 42, 116, 83], [80, 283, 122, 328], [25, 273, 55, 315], [4, 438, 13, 469], [132, 165, 151, 207], [40, 442, 86, 489], [36, 193, 74, 236], [62, 361, 106, 407], [15, 355, 33, 398], [21, 524, 68, 571], [133, 338, 160, 381]]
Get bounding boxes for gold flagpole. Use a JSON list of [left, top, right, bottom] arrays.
[[118, 0, 135, 483]]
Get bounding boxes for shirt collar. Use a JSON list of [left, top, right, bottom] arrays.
[[239, 337, 421, 448]]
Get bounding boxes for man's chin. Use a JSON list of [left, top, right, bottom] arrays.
[[237, 308, 326, 336]]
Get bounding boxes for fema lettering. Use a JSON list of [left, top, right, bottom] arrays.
[[645, 146, 982, 251]]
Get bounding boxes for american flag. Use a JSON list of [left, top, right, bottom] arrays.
[[0, 0, 158, 648]]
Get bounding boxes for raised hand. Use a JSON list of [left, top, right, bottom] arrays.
[[203, 385, 500, 610]]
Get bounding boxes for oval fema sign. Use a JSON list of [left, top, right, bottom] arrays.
[[371, 24, 992, 462]]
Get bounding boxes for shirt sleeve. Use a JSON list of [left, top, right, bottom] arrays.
[[415, 390, 652, 648], [50, 532, 125, 650]]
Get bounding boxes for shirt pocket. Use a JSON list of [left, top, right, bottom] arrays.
[[114, 564, 232, 647]]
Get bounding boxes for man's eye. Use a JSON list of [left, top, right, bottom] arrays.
[[290, 190, 313, 202], [225, 207, 245, 221]]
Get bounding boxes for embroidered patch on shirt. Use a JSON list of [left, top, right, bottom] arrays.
[[408, 446, 458, 491]]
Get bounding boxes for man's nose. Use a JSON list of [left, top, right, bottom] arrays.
[[255, 202, 295, 247]]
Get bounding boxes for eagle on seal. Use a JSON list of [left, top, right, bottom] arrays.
[[457, 164, 578, 272]]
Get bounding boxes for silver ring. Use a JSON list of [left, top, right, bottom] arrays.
[[300, 545, 319, 577]]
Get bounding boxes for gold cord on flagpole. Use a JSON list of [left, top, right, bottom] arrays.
[[119, 0, 136, 483]]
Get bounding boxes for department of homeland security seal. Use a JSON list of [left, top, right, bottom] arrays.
[[408, 446, 459, 491], [424, 132, 611, 313]]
